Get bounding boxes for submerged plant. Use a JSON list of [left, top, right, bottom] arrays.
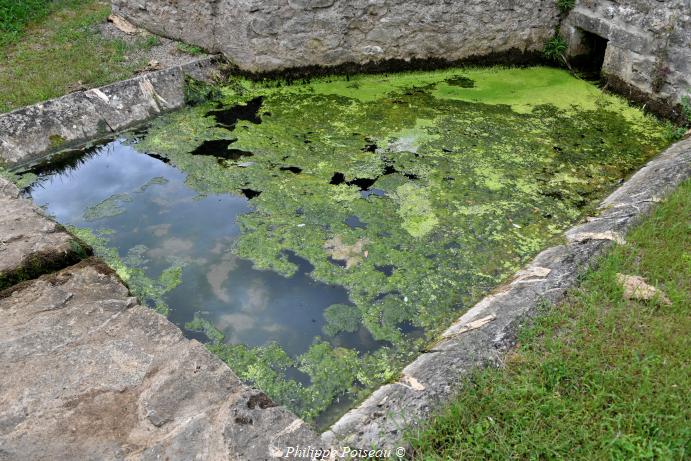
[[68, 226, 183, 315], [185, 313, 225, 343]]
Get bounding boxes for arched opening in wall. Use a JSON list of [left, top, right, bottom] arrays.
[[571, 29, 609, 80]]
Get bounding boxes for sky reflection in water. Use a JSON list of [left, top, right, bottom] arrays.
[[27, 141, 356, 357]]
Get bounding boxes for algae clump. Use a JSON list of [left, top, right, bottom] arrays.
[[394, 183, 438, 238], [68, 226, 182, 315]]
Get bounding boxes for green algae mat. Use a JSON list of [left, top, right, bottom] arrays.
[[25, 66, 673, 426]]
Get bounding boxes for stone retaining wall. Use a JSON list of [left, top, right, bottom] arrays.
[[112, 0, 691, 114], [0, 57, 218, 168], [112, 0, 561, 72]]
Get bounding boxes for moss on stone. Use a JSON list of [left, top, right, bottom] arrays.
[[48, 134, 66, 148], [0, 242, 90, 291]]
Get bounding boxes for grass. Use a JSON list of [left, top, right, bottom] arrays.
[[408, 179, 690, 460], [0, 0, 154, 113], [0, 0, 53, 46], [543, 35, 568, 63], [176, 42, 204, 56], [556, 0, 576, 14]]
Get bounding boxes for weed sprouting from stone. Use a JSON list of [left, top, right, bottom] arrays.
[[556, 0, 575, 15], [544, 36, 568, 63]]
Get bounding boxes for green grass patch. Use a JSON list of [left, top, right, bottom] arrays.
[[556, 0, 575, 14], [0, 0, 153, 112], [176, 42, 204, 56], [408, 180, 690, 460], [0, 0, 52, 45]]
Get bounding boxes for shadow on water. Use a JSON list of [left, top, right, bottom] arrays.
[[375, 264, 395, 276], [207, 96, 265, 130], [189, 139, 254, 161], [241, 188, 262, 199], [25, 141, 112, 178], [280, 166, 303, 174], [329, 161, 418, 194], [445, 75, 476, 88]]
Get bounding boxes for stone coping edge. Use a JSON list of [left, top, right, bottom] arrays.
[[322, 138, 691, 450], [0, 56, 220, 168], [0, 258, 323, 460]]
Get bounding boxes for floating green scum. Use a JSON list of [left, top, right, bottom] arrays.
[[130, 66, 671, 425]]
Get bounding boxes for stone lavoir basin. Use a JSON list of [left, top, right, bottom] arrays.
[[21, 66, 671, 428]]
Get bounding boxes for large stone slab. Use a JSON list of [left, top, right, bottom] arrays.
[[0, 177, 87, 290], [564, 0, 691, 108], [111, 0, 690, 115], [0, 262, 321, 460]]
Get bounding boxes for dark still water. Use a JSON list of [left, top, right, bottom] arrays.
[[26, 140, 354, 357]]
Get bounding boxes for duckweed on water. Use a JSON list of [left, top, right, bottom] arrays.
[[129, 66, 674, 424], [30, 66, 671, 425]]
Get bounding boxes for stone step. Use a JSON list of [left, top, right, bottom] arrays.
[[0, 177, 88, 291], [0, 261, 320, 460]]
